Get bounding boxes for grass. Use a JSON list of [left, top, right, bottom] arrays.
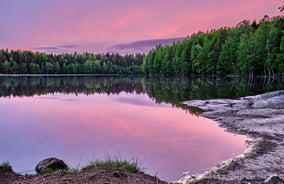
[[0, 156, 142, 174], [40, 168, 58, 174], [66, 168, 80, 174], [90, 155, 142, 173], [40, 168, 78, 174], [0, 161, 11, 167]]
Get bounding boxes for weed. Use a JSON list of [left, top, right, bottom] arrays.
[[92, 155, 142, 173], [67, 168, 79, 173], [0, 161, 11, 167]]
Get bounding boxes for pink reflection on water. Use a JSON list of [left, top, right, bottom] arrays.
[[0, 93, 248, 181]]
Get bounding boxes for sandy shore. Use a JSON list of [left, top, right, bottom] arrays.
[[177, 90, 284, 184]]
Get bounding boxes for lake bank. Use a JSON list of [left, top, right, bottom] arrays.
[[178, 90, 284, 184]]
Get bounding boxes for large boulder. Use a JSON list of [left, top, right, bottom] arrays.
[[35, 157, 68, 174]]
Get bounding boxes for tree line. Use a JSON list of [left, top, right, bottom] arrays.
[[0, 16, 283, 76], [142, 16, 284, 76], [0, 50, 144, 74]]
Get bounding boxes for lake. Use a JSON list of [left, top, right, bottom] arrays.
[[0, 75, 283, 181]]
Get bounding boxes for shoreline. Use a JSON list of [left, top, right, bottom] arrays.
[[177, 90, 284, 183]]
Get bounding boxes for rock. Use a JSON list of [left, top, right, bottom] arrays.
[[35, 157, 68, 174], [178, 90, 284, 183], [264, 175, 283, 184]]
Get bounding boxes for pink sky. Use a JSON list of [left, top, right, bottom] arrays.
[[0, 0, 282, 54]]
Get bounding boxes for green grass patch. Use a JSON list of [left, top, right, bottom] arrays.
[[0, 161, 11, 167], [92, 155, 142, 173], [40, 168, 75, 174], [67, 168, 80, 173], [40, 168, 58, 174]]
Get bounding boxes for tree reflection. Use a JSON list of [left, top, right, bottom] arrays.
[[0, 75, 283, 115]]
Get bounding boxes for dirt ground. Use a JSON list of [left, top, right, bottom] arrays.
[[0, 165, 167, 184], [1, 165, 274, 184]]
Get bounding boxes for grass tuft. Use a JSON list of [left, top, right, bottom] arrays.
[[40, 168, 59, 174], [39, 168, 80, 174], [0, 161, 11, 167], [67, 168, 80, 173], [92, 155, 142, 173]]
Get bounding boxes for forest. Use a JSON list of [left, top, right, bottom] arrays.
[[0, 16, 283, 76], [142, 16, 284, 76], [0, 50, 144, 74]]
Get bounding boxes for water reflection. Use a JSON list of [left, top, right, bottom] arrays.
[[0, 76, 283, 181], [0, 92, 248, 181], [114, 96, 158, 107], [0, 75, 284, 113]]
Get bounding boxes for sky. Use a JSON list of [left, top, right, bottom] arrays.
[[0, 0, 283, 54]]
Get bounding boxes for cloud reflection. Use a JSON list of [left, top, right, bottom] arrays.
[[0, 93, 249, 181], [113, 96, 159, 107]]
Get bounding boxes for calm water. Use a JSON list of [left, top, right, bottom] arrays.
[[0, 76, 283, 181]]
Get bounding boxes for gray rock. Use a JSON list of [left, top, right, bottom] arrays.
[[35, 157, 68, 174], [178, 90, 284, 184]]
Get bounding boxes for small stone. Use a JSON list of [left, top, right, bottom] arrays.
[[113, 171, 127, 178], [35, 157, 68, 174], [182, 171, 190, 176]]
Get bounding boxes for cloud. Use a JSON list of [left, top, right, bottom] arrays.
[[34, 46, 59, 50], [32, 37, 185, 54], [0, 0, 281, 54], [32, 42, 111, 54], [33, 46, 64, 54], [109, 37, 185, 54], [113, 97, 158, 107], [33, 44, 84, 54], [59, 44, 78, 49]]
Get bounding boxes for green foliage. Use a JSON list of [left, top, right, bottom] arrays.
[[0, 50, 144, 74], [218, 32, 238, 74], [39, 167, 75, 174], [92, 155, 142, 173], [66, 168, 80, 173], [143, 16, 284, 76], [0, 161, 11, 167], [40, 168, 58, 174]]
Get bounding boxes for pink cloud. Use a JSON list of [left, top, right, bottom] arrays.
[[0, 0, 282, 53], [153, 0, 281, 38]]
